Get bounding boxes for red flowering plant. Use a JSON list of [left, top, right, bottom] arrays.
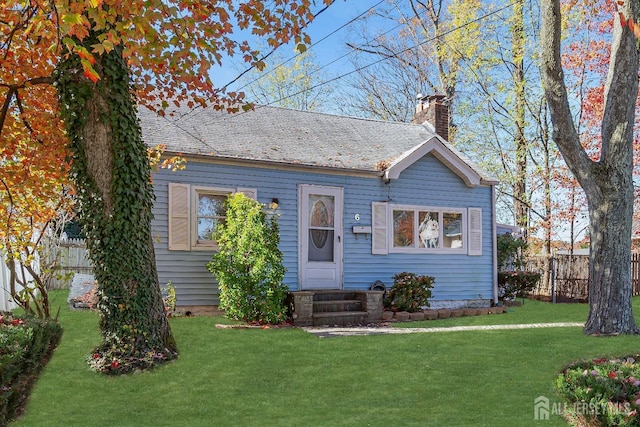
[[555, 355, 640, 425], [0, 313, 33, 367]]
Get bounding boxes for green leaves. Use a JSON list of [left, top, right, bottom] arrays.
[[207, 193, 288, 324]]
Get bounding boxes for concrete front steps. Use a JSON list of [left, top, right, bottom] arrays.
[[290, 290, 383, 326]]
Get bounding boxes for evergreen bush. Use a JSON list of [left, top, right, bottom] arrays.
[[207, 193, 287, 324], [0, 313, 62, 424]]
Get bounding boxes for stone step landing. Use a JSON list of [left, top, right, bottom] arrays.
[[290, 290, 383, 327]]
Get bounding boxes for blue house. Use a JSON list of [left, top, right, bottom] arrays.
[[140, 95, 499, 323]]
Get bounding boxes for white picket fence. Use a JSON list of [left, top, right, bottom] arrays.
[[0, 252, 18, 311], [0, 238, 93, 311]]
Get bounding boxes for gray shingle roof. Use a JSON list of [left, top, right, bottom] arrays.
[[139, 104, 495, 182]]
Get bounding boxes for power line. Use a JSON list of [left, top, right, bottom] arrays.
[[232, 0, 387, 93], [247, 1, 519, 112], [149, 0, 341, 143], [222, 0, 337, 91], [163, 0, 518, 130]]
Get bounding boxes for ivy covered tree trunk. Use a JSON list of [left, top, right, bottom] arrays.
[[56, 39, 177, 373]]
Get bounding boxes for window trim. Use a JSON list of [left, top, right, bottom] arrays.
[[191, 186, 233, 250], [389, 204, 467, 254]]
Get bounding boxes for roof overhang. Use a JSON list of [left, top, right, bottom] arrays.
[[383, 137, 484, 187], [159, 150, 384, 179]]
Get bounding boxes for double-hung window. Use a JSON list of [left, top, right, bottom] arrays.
[[194, 189, 231, 247], [168, 183, 256, 250]]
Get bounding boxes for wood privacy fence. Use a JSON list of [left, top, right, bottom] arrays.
[[48, 238, 93, 289], [527, 253, 640, 302]]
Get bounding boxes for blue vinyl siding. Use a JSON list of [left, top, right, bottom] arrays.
[[151, 153, 495, 306]]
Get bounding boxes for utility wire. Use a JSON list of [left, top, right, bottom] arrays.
[[166, 0, 389, 127], [235, 1, 519, 116], [232, 0, 387, 93], [161, 0, 519, 135], [222, 0, 337, 91], [151, 0, 339, 144]]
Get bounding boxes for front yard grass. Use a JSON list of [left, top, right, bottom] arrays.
[[13, 293, 640, 426]]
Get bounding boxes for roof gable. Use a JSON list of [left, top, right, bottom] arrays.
[[384, 137, 483, 187]]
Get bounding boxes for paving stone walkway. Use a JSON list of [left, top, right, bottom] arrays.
[[303, 322, 584, 338]]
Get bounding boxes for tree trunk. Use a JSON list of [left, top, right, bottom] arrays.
[[512, 0, 528, 240], [56, 40, 178, 373], [584, 167, 636, 334], [540, 0, 639, 335]]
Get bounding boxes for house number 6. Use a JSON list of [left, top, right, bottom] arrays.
[[354, 214, 360, 221]]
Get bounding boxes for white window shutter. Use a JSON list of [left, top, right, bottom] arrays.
[[237, 188, 257, 199], [372, 202, 389, 255], [168, 183, 191, 251], [468, 207, 482, 256]]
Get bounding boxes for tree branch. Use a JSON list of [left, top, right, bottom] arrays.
[[0, 76, 54, 139], [600, 2, 639, 164], [539, 0, 594, 189]]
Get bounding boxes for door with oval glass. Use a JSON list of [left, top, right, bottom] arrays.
[[299, 185, 343, 289]]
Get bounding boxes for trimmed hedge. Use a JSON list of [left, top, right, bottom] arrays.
[[0, 312, 63, 424]]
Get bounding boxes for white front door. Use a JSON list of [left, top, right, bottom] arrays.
[[299, 185, 343, 290]]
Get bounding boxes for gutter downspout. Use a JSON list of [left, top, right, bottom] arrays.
[[492, 185, 498, 305]]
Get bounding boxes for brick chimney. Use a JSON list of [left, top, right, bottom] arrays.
[[412, 94, 449, 141]]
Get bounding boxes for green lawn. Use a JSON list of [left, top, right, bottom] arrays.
[[13, 293, 640, 427]]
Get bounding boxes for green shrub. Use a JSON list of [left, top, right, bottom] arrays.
[[498, 271, 541, 300], [0, 312, 62, 424], [384, 272, 434, 312], [555, 355, 640, 426], [207, 193, 288, 324], [497, 233, 527, 270]]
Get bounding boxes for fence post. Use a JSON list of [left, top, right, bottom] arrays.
[[551, 255, 556, 304]]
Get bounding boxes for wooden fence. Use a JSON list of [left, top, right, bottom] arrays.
[[48, 238, 93, 289], [528, 253, 640, 302]]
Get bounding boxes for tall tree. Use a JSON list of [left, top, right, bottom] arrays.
[[541, 0, 639, 334], [240, 50, 334, 110], [512, 0, 528, 238], [342, 0, 481, 123], [2, 0, 332, 373]]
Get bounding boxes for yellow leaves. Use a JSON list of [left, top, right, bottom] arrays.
[[62, 13, 84, 25], [91, 40, 115, 55], [148, 145, 187, 171]]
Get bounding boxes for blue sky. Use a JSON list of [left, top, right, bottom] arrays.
[[218, 0, 395, 94]]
